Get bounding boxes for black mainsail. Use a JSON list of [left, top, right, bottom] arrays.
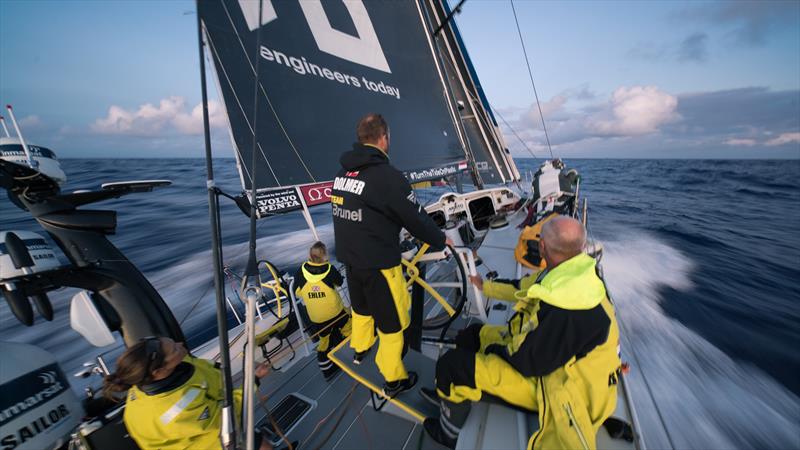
[[199, 0, 477, 217]]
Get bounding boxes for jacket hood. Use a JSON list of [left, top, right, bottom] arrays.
[[340, 143, 388, 171], [525, 253, 606, 310]]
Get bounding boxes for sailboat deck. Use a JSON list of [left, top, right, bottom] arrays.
[[250, 350, 452, 450], [225, 208, 636, 450]]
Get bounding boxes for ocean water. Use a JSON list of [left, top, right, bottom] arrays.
[[1, 158, 798, 449]]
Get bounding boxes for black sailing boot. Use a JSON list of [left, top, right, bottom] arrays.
[[423, 418, 457, 449], [424, 398, 470, 449], [381, 371, 418, 398]]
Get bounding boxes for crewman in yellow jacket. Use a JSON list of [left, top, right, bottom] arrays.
[[294, 241, 352, 380], [422, 216, 621, 450], [103, 337, 295, 450]]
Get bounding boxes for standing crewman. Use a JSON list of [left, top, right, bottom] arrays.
[[332, 113, 450, 398], [293, 241, 352, 381], [422, 216, 621, 450]]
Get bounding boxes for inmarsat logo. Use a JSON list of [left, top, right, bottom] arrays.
[[238, 0, 391, 73], [37, 371, 57, 385]]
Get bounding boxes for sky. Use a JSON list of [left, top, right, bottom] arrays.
[[0, 0, 798, 159]]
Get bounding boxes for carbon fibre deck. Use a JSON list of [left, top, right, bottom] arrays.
[[327, 337, 439, 423]]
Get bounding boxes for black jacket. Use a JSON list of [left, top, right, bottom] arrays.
[[494, 302, 611, 377], [293, 262, 344, 291], [332, 144, 445, 269]]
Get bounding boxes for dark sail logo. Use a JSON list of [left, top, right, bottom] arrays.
[[238, 0, 390, 73]]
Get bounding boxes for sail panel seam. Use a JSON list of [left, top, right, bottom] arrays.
[[220, 0, 315, 184], [205, 27, 280, 187]]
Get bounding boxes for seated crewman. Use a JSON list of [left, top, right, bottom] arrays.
[[104, 337, 296, 450], [293, 241, 352, 380], [422, 216, 621, 450]]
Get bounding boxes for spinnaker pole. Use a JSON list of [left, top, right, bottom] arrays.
[[196, 4, 237, 448]]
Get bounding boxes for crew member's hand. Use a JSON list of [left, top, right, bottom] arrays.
[[445, 237, 455, 248], [255, 362, 271, 379], [469, 275, 483, 290]]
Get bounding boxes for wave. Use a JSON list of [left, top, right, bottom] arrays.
[[0, 223, 336, 396], [654, 223, 729, 250], [601, 232, 800, 449]]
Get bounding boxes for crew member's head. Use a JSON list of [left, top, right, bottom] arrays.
[[539, 216, 586, 268], [309, 241, 329, 263], [103, 336, 188, 398], [357, 113, 389, 153]]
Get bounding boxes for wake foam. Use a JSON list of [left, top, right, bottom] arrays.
[[601, 232, 800, 449], [151, 224, 335, 336], [0, 224, 335, 395]]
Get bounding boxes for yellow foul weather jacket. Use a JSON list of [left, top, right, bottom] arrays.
[[513, 254, 621, 450], [124, 357, 242, 450]]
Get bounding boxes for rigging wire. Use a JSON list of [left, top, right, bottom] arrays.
[[509, 0, 554, 159], [218, 0, 315, 184], [178, 207, 274, 326], [491, 105, 539, 160]]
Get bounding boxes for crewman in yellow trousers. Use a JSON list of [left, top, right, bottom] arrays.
[[332, 113, 452, 397], [422, 216, 621, 450], [293, 241, 352, 380]]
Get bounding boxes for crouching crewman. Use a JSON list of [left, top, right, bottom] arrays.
[[422, 216, 621, 450]]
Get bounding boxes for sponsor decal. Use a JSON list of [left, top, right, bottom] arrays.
[[330, 195, 343, 205], [0, 363, 74, 449], [0, 144, 57, 160], [255, 187, 303, 218], [299, 181, 333, 207], [404, 161, 469, 182], [238, 0, 391, 74], [0, 364, 69, 427], [332, 177, 366, 196], [345, 171, 360, 177], [332, 204, 363, 222], [197, 407, 210, 421]]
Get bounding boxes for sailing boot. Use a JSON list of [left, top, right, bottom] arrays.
[[419, 386, 439, 406], [424, 398, 470, 449], [353, 346, 373, 365], [382, 371, 418, 398]]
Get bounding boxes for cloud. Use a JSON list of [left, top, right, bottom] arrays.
[[765, 132, 800, 146], [629, 32, 709, 64], [91, 96, 226, 136], [724, 138, 757, 146], [676, 1, 800, 47], [588, 86, 679, 136], [500, 85, 799, 157], [19, 115, 42, 127], [677, 33, 709, 62]]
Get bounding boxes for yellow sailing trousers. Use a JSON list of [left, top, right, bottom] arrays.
[[435, 348, 538, 412], [347, 264, 411, 382]]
